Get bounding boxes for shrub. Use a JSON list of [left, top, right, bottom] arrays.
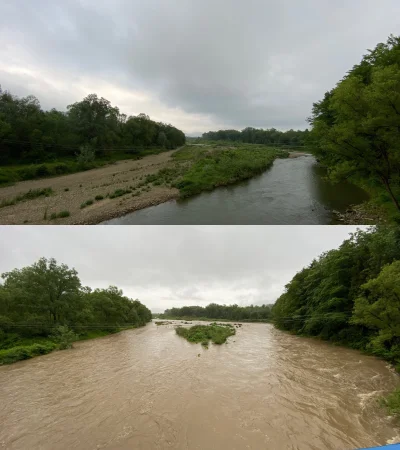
[[50, 325, 77, 350], [57, 211, 70, 218], [95, 195, 104, 201], [0, 342, 57, 365], [76, 145, 96, 165], [35, 164, 51, 177]]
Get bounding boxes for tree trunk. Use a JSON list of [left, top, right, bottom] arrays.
[[382, 177, 400, 212]]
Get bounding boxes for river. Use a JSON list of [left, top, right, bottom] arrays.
[[103, 156, 369, 225], [1, 322, 399, 450]]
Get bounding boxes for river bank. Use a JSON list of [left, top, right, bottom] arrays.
[[0, 144, 286, 224]]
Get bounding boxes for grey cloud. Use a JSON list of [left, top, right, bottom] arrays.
[[2, 0, 400, 133], [0, 226, 370, 311]]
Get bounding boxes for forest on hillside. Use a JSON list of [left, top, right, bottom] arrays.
[[0, 89, 186, 166], [272, 226, 400, 369], [202, 128, 308, 147], [162, 303, 273, 321], [0, 258, 152, 363], [309, 35, 400, 219]]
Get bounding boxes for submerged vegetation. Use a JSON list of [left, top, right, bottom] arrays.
[[271, 225, 400, 415], [0, 257, 152, 364], [175, 323, 235, 346], [0, 89, 185, 185]]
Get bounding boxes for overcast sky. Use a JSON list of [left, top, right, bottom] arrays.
[[0, 226, 370, 312], [1, 1, 399, 135]]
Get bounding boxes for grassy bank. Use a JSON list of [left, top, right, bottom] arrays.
[[139, 143, 288, 199], [175, 323, 236, 347], [0, 148, 172, 186], [172, 144, 288, 198], [0, 328, 134, 365]]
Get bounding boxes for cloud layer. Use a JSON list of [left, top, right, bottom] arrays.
[[2, 0, 399, 134], [0, 226, 368, 312]]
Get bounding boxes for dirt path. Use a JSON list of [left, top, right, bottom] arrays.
[[0, 150, 180, 225]]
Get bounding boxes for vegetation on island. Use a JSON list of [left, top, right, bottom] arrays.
[[172, 144, 287, 198], [0, 257, 152, 365], [271, 225, 400, 415], [0, 89, 185, 185], [308, 35, 400, 222], [161, 302, 273, 322], [175, 323, 236, 347]]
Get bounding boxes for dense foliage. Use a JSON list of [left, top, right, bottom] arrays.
[[272, 226, 400, 369], [202, 128, 308, 147], [0, 257, 152, 363], [175, 323, 236, 346], [0, 88, 185, 170], [163, 303, 273, 322], [309, 35, 400, 220]]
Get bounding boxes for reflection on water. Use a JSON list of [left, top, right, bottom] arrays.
[[103, 156, 369, 225], [1, 322, 399, 450]]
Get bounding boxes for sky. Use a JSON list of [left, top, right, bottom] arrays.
[[0, 226, 370, 312], [1, 1, 399, 135]]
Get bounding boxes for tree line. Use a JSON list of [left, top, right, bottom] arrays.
[[309, 34, 400, 217], [162, 303, 273, 321], [0, 89, 186, 165], [202, 128, 309, 147], [0, 257, 152, 340], [272, 226, 400, 369]]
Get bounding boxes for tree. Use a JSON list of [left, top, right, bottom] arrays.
[[351, 261, 400, 361], [309, 35, 400, 213], [1, 257, 81, 325]]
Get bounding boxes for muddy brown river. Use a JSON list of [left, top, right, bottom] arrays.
[[1, 322, 399, 450]]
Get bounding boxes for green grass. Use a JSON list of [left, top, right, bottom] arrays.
[[133, 144, 288, 200], [175, 323, 236, 346], [173, 146, 288, 198], [0, 187, 53, 208]]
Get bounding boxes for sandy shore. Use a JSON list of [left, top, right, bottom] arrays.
[[0, 150, 180, 225]]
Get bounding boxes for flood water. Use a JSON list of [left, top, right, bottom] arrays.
[[1, 322, 399, 450], [104, 156, 369, 225]]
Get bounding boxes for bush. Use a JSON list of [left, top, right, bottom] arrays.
[[35, 164, 51, 177], [0, 342, 57, 365], [76, 145, 96, 165], [50, 325, 77, 350], [95, 195, 104, 201]]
